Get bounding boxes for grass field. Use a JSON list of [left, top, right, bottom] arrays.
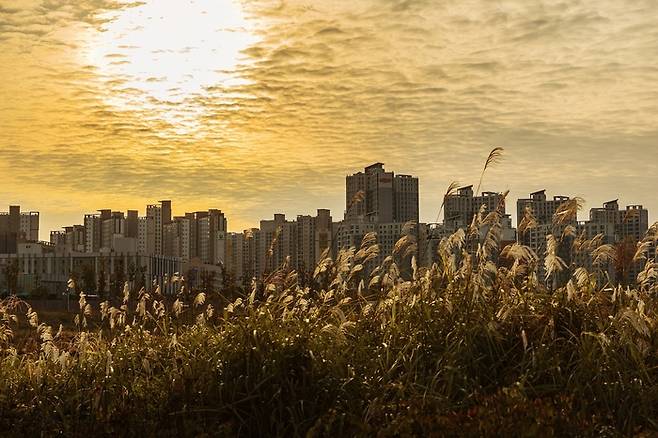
[[1, 207, 658, 437]]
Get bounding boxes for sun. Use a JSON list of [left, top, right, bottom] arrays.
[[84, 0, 258, 132]]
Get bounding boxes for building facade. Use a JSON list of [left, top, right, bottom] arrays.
[[345, 163, 419, 223]]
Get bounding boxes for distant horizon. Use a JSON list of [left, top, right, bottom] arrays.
[[7, 168, 656, 242]]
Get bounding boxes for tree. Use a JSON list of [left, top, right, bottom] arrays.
[[111, 258, 126, 299], [614, 238, 637, 286], [200, 270, 216, 295], [81, 264, 96, 294], [98, 257, 107, 299], [3, 260, 19, 296]]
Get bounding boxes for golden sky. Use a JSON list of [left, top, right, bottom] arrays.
[[1, 0, 657, 239]]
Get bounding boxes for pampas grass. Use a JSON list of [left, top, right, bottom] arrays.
[[475, 146, 504, 194], [1, 152, 658, 434]]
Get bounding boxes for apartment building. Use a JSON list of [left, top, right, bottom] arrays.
[[515, 191, 574, 285], [584, 200, 650, 284], [0, 206, 40, 253], [50, 225, 86, 253], [516, 190, 571, 226], [589, 200, 649, 242], [296, 209, 333, 272], [142, 201, 171, 256], [0, 241, 182, 297], [164, 216, 191, 261], [184, 209, 227, 265], [101, 211, 125, 250], [345, 163, 419, 223], [444, 186, 504, 230]]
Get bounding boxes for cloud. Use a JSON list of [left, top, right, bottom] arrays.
[[1, 0, 658, 239]]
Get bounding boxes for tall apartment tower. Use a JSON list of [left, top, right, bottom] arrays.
[[19, 211, 39, 242], [516, 190, 571, 226], [125, 210, 139, 238], [51, 225, 86, 253], [259, 214, 296, 275], [7, 206, 20, 235], [444, 186, 505, 229], [84, 212, 106, 253], [160, 200, 172, 226], [101, 211, 125, 250], [146, 202, 166, 255], [242, 228, 261, 281], [0, 205, 39, 253], [587, 200, 649, 285], [589, 200, 649, 241], [137, 216, 155, 255], [164, 216, 191, 261], [198, 209, 227, 265], [0, 206, 39, 243], [296, 209, 333, 272], [345, 163, 419, 223], [182, 209, 227, 265], [515, 191, 575, 286], [225, 232, 245, 284]]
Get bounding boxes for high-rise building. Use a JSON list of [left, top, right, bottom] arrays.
[[125, 210, 139, 239], [183, 209, 227, 265], [137, 216, 155, 255], [516, 191, 574, 285], [50, 225, 86, 253], [444, 186, 505, 229], [516, 191, 574, 243], [345, 163, 419, 223], [225, 232, 245, 285], [589, 200, 649, 242], [259, 214, 296, 275], [334, 220, 422, 273], [160, 200, 172, 227], [516, 190, 571, 227], [146, 202, 166, 255], [585, 200, 649, 284], [0, 206, 40, 253], [101, 212, 125, 250], [84, 214, 101, 253], [19, 211, 39, 242], [164, 216, 191, 261], [296, 209, 333, 273], [242, 228, 261, 281]]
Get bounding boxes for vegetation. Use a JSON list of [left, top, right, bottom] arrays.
[[1, 152, 657, 436], [0, 215, 657, 436]]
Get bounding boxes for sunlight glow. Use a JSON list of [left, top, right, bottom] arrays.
[[85, 0, 258, 132]]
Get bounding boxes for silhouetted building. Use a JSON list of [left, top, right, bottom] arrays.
[[0, 206, 39, 253], [345, 163, 419, 223]]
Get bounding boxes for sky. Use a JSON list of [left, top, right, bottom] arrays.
[[1, 0, 657, 240]]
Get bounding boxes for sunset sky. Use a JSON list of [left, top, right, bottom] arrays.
[[1, 0, 657, 239]]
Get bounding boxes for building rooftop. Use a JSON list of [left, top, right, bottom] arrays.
[[365, 162, 385, 171]]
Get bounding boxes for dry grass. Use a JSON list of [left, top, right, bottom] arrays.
[[0, 201, 657, 436]]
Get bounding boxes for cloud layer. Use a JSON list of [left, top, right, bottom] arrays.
[[1, 0, 657, 237]]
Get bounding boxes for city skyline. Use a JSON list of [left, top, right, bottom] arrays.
[[2, 0, 658, 240], [3, 161, 653, 293], [4, 164, 656, 243]]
